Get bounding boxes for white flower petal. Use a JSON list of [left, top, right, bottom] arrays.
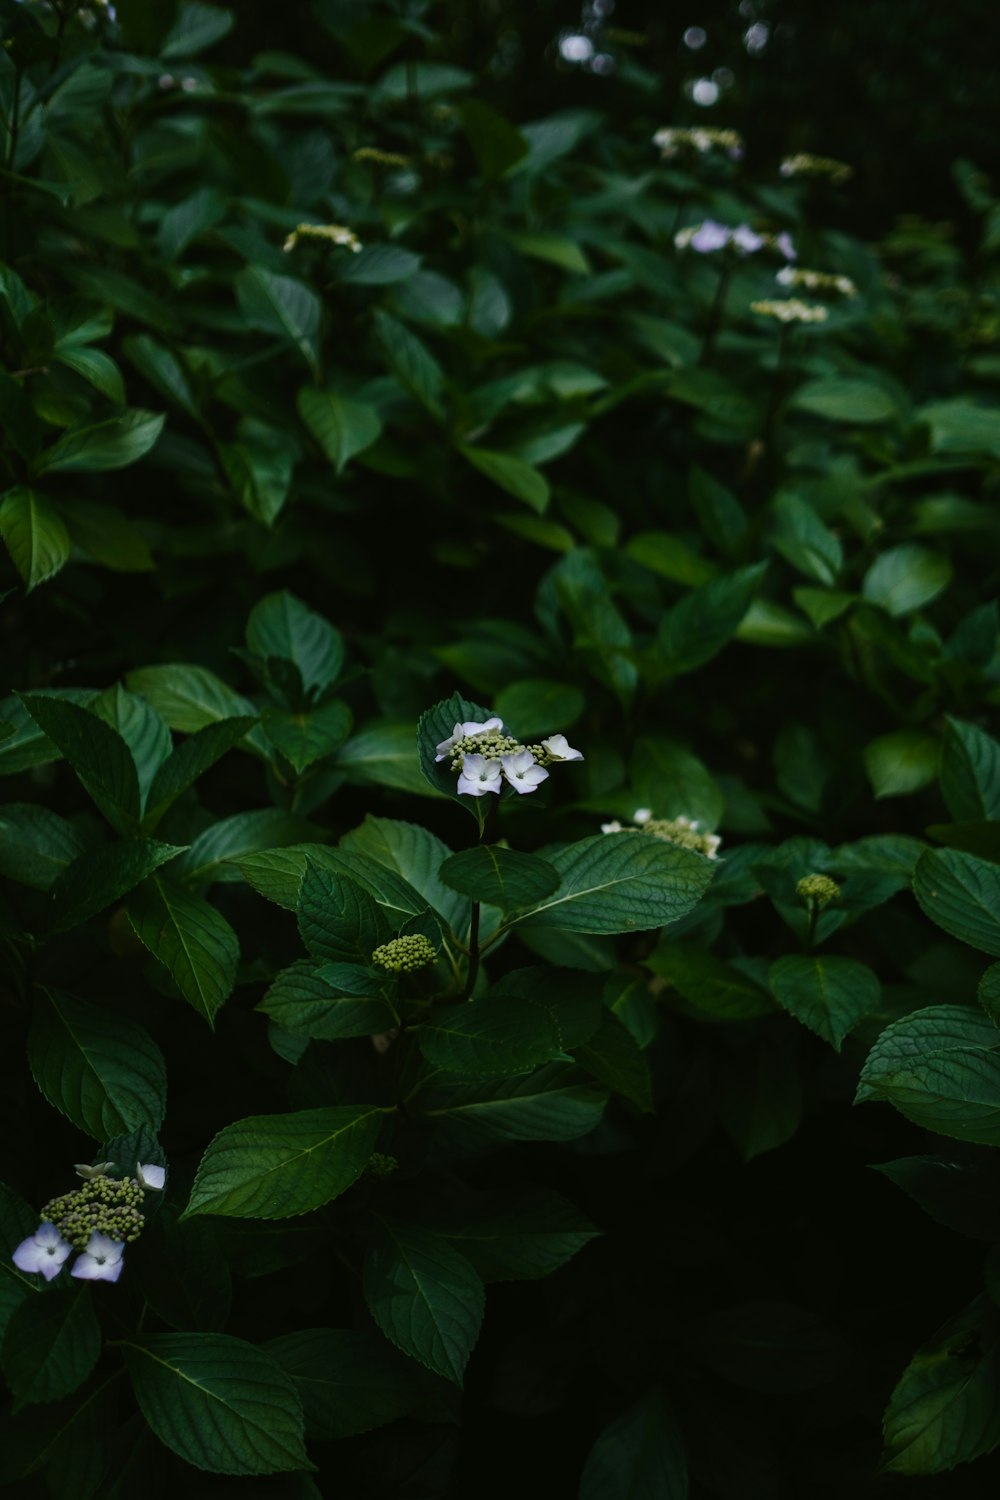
[[71, 1233, 125, 1283], [501, 752, 549, 794], [456, 753, 502, 798], [541, 734, 584, 762], [601, 820, 623, 834], [434, 722, 464, 761], [12, 1223, 73, 1281], [460, 717, 503, 737], [633, 808, 652, 824], [137, 1163, 165, 1191]]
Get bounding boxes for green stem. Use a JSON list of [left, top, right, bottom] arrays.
[[698, 260, 733, 365], [805, 899, 818, 952], [463, 901, 481, 1000]]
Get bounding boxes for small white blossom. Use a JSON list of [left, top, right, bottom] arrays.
[[70, 1232, 125, 1284], [501, 751, 549, 794], [456, 753, 503, 797], [137, 1163, 165, 1192], [752, 298, 829, 324], [731, 225, 765, 254], [541, 734, 583, 762], [633, 808, 653, 824], [676, 219, 731, 253], [779, 153, 853, 185], [435, 718, 504, 762], [774, 232, 797, 261], [12, 1223, 73, 1282], [601, 819, 623, 834]]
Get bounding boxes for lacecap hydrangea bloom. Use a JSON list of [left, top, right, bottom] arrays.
[[12, 1162, 165, 1285], [436, 717, 583, 798], [675, 221, 796, 260], [601, 809, 721, 859]]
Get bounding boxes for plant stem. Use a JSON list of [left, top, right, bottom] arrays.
[[463, 901, 481, 1000], [698, 261, 732, 365]]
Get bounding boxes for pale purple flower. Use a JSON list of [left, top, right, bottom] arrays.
[[137, 1162, 165, 1191], [70, 1232, 124, 1283], [501, 751, 549, 794], [541, 734, 583, 762], [435, 718, 504, 761], [731, 224, 765, 254], [688, 220, 731, 253], [12, 1223, 73, 1281], [775, 232, 797, 260], [456, 753, 503, 797]]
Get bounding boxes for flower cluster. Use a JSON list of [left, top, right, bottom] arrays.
[[373, 933, 437, 973], [779, 152, 853, 184], [601, 809, 721, 859], [796, 873, 842, 906], [352, 147, 411, 169], [283, 223, 362, 254], [675, 221, 796, 260], [751, 298, 829, 325], [12, 1163, 165, 1284], [653, 126, 744, 160], [777, 266, 857, 298], [435, 717, 582, 799]]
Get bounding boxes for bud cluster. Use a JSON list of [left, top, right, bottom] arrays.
[[653, 126, 744, 160], [447, 728, 522, 773], [42, 1174, 146, 1251], [777, 266, 857, 298], [779, 153, 853, 184], [283, 222, 362, 254], [796, 873, 842, 906], [353, 147, 411, 168], [751, 298, 829, 325], [373, 933, 438, 973], [366, 1152, 399, 1179], [601, 810, 721, 859]]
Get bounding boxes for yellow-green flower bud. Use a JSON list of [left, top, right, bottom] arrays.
[[796, 873, 841, 906], [372, 934, 437, 974]]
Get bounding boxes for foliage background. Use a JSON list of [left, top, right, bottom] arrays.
[[3, 0, 1000, 1495]]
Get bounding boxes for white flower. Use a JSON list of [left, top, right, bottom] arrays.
[[435, 718, 504, 761], [731, 225, 764, 254], [501, 751, 549, 794], [70, 1232, 125, 1283], [541, 734, 583, 762], [601, 819, 623, 834], [775, 232, 797, 261], [137, 1162, 165, 1192], [703, 832, 722, 859], [633, 808, 653, 824], [12, 1223, 73, 1282], [456, 754, 503, 797]]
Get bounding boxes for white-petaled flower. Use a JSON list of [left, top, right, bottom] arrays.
[[776, 265, 857, 297], [137, 1163, 165, 1192], [601, 819, 623, 834], [633, 808, 653, 824], [70, 1232, 125, 1283], [751, 298, 828, 324], [12, 1223, 73, 1282], [774, 231, 797, 261], [676, 219, 731, 253], [456, 754, 503, 797], [435, 718, 504, 762], [501, 751, 549, 794], [731, 224, 765, 254], [541, 734, 583, 762]]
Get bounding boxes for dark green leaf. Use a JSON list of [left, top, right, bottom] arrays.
[[265, 1328, 421, 1440], [580, 1386, 688, 1500], [297, 388, 382, 473], [439, 845, 559, 911], [34, 411, 164, 476], [769, 955, 881, 1050], [415, 1063, 607, 1148], [0, 487, 70, 590], [0, 804, 84, 890], [913, 847, 1000, 954], [2, 1292, 101, 1412], [862, 545, 952, 616], [515, 832, 715, 935], [363, 1225, 484, 1385], [417, 999, 565, 1076], [143, 716, 257, 828], [235, 268, 320, 375], [941, 718, 1000, 822], [659, 565, 766, 675], [19, 695, 140, 832], [47, 837, 184, 933], [856, 1004, 1000, 1143], [127, 874, 239, 1026], [257, 959, 397, 1040], [574, 1010, 653, 1110]]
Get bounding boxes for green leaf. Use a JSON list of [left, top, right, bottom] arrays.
[[340, 816, 467, 936], [646, 942, 774, 1022], [53, 343, 125, 404], [769, 955, 881, 1050], [439, 846, 559, 911], [493, 679, 584, 741], [154, 187, 226, 261], [373, 309, 445, 418], [33, 411, 165, 475], [219, 420, 296, 526], [659, 565, 766, 675], [458, 446, 549, 513], [337, 721, 439, 796], [631, 738, 723, 829], [162, 2, 234, 57], [143, 716, 257, 828], [257, 959, 397, 1040], [1, 1292, 101, 1412], [298, 864, 393, 967], [864, 730, 940, 799], [717, 1037, 802, 1162], [235, 268, 320, 375], [862, 544, 952, 616], [458, 98, 528, 177], [124, 333, 199, 415], [791, 377, 899, 424], [913, 847, 1000, 955], [177, 810, 323, 886], [872, 1155, 1000, 1241], [56, 499, 154, 573], [415, 1063, 607, 1148], [139, 1209, 232, 1333], [296, 388, 382, 474], [262, 701, 352, 774], [769, 492, 843, 585], [505, 230, 591, 274], [265, 1328, 421, 1441], [550, 550, 637, 705], [126, 874, 239, 1026], [239, 844, 426, 916], [363, 1225, 484, 1385], [121, 1332, 312, 1475], [47, 837, 184, 933], [941, 718, 1000, 822], [0, 488, 70, 590], [0, 804, 84, 890], [625, 530, 717, 587], [919, 400, 1000, 456], [432, 1188, 599, 1281], [18, 695, 140, 832], [580, 1386, 688, 1500], [340, 244, 423, 286], [515, 832, 715, 935], [183, 1105, 384, 1220], [417, 999, 565, 1077], [882, 1297, 1000, 1474], [856, 1004, 1000, 1143], [90, 684, 172, 808], [574, 1010, 653, 1110], [27, 988, 166, 1140], [125, 664, 260, 737]]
